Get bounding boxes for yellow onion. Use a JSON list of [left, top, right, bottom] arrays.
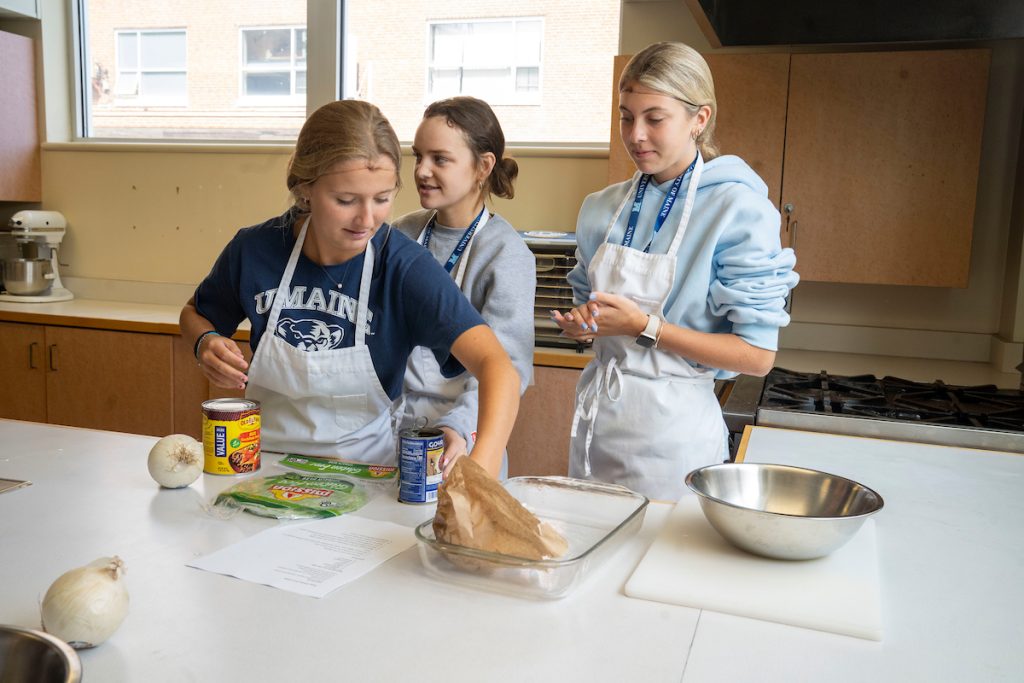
[[41, 556, 129, 648]]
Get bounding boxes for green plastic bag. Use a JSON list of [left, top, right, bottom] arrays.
[[214, 472, 370, 519]]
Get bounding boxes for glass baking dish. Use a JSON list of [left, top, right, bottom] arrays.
[[414, 476, 649, 600]]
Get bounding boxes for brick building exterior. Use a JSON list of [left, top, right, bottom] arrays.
[[87, 0, 620, 143]]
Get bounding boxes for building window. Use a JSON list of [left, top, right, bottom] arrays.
[[427, 18, 542, 104], [82, 0, 310, 141], [79, 0, 619, 144], [240, 27, 307, 101], [114, 29, 187, 105]]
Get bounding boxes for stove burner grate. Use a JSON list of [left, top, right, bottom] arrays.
[[760, 368, 1024, 432]]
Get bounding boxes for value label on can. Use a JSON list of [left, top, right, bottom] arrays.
[[398, 427, 444, 504], [202, 398, 261, 475]]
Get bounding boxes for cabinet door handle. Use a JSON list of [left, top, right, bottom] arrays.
[[782, 203, 797, 250], [29, 342, 40, 369], [49, 344, 58, 371]]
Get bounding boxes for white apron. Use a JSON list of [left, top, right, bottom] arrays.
[[399, 211, 489, 430], [568, 155, 728, 501], [246, 217, 397, 465]]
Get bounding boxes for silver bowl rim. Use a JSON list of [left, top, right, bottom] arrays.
[[685, 462, 885, 520], [4, 257, 51, 264], [0, 623, 83, 681]]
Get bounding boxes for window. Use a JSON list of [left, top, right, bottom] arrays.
[[240, 27, 307, 102], [427, 19, 542, 104], [344, 1, 620, 144], [82, 0, 309, 140], [78, 0, 620, 144], [113, 29, 187, 105]]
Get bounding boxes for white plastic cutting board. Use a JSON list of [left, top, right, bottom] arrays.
[[625, 496, 882, 641]]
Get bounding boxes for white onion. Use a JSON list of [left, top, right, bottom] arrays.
[[41, 556, 129, 649], [148, 434, 204, 488]]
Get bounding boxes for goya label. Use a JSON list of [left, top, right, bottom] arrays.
[[398, 427, 444, 504], [280, 455, 398, 481], [214, 472, 368, 519]]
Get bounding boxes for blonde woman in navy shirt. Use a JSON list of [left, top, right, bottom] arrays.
[[181, 100, 520, 477]]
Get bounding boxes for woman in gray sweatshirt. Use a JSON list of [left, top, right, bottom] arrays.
[[393, 96, 536, 478]]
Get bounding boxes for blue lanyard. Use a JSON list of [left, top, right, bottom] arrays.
[[422, 207, 486, 273], [620, 155, 697, 253]]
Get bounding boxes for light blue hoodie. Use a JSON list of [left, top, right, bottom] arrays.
[[567, 154, 799, 379]]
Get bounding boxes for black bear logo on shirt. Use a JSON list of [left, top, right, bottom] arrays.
[[276, 318, 345, 351]]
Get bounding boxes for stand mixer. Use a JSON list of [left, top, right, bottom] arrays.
[[0, 210, 74, 303]]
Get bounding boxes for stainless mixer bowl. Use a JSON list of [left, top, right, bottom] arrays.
[[2, 258, 52, 296], [685, 463, 884, 560], [0, 624, 82, 683]]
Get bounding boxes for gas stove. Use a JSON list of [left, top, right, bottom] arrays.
[[722, 368, 1024, 455]]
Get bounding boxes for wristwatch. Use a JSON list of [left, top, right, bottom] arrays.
[[635, 314, 662, 348]]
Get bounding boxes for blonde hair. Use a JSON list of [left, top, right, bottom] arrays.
[[619, 42, 720, 160], [286, 100, 402, 212]]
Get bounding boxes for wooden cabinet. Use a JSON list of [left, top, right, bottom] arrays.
[[172, 335, 253, 440], [0, 29, 41, 201], [0, 322, 46, 422], [782, 50, 988, 287], [0, 322, 174, 435], [507, 365, 581, 477], [608, 48, 990, 287]]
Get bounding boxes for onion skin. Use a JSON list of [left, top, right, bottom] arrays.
[[41, 556, 129, 649], [148, 434, 204, 488]]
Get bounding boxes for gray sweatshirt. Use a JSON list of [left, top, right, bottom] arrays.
[[393, 209, 536, 441]]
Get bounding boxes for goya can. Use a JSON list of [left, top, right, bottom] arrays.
[[202, 398, 261, 475], [398, 427, 444, 504]]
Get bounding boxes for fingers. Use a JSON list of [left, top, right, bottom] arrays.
[[441, 450, 467, 478], [199, 338, 248, 389], [552, 305, 599, 334]]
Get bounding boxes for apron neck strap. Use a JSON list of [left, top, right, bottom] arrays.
[[664, 151, 704, 257], [268, 215, 376, 348], [416, 208, 491, 289], [353, 236, 376, 345], [603, 152, 704, 258], [266, 215, 310, 330]]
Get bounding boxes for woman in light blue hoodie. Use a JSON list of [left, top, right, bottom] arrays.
[[551, 42, 799, 500]]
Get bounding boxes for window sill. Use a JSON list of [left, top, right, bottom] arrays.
[[42, 141, 610, 158]]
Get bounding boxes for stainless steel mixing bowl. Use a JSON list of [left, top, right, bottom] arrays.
[[0, 624, 82, 683], [2, 258, 53, 296], [685, 463, 884, 560]]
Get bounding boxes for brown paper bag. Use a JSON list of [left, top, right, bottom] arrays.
[[433, 458, 568, 562]]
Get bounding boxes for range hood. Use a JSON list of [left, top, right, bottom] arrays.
[[689, 0, 1024, 46]]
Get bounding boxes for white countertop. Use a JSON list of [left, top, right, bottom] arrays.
[[2, 420, 1022, 681], [0, 419, 692, 682]]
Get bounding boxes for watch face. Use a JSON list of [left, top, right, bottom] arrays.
[[636, 334, 656, 348]]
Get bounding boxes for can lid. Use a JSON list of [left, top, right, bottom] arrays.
[[203, 398, 257, 411]]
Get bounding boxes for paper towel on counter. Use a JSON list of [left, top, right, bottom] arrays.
[[624, 496, 882, 641]]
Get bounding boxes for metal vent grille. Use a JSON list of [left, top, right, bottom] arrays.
[[527, 242, 591, 351]]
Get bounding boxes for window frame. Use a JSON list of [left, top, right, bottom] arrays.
[[65, 1, 608, 149], [424, 16, 544, 106], [237, 25, 308, 106], [111, 28, 188, 107], [71, 0, 339, 144]]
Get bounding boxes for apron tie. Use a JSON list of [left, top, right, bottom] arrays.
[[570, 357, 623, 477]]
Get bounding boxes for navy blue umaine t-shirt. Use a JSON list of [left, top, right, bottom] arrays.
[[193, 209, 484, 399]]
